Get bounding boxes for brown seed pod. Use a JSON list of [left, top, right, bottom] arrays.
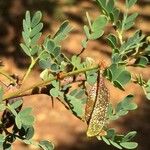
[[85, 70, 109, 137]]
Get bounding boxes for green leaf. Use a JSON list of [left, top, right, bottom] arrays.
[[31, 11, 42, 28], [39, 140, 54, 150], [84, 25, 90, 39], [92, 15, 108, 31], [20, 108, 32, 116], [88, 15, 107, 40], [23, 19, 29, 36], [109, 140, 122, 149], [46, 40, 55, 52], [25, 11, 31, 28], [120, 30, 145, 53], [0, 134, 5, 143], [53, 46, 60, 57], [10, 99, 23, 109], [22, 31, 30, 47], [30, 46, 39, 55], [106, 128, 115, 139], [112, 53, 123, 64], [53, 21, 72, 44], [15, 115, 22, 129], [30, 23, 43, 37], [115, 70, 131, 86], [0, 104, 6, 112], [116, 109, 128, 116], [134, 56, 148, 67], [120, 142, 138, 149], [126, 0, 137, 9], [122, 131, 137, 142], [40, 69, 49, 80], [20, 43, 31, 57], [104, 68, 112, 81], [89, 30, 104, 40], [18, 108, 35, 126], [7, 104, 18, 116], [86, 69, 98, 85], [21, 115, 35, 126], [39, 59, 52, 69], [107, 0, 115, 13], [71, 55, 82, 69], [30, 32, 42, 46], [23, 126, 35, 140], [108, 64, 131, 89], [50, 63, 60, 72], [126, 13, 138, 24], [50, 88, 59, 97], [124, 13, 138, 30], [113, 80, 124, 90], [96, 0, 115, 16], [121, 95, 137, 110], [110, 8, 120, 22], [101, 136, 110, 145], [81, 39, 88, 48], [66, 89, 87, 117], [107, 34, 118, 48], [146, 93, 150, 100]]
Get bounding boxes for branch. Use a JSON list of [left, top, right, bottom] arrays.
[[3, 65, 99, 101]]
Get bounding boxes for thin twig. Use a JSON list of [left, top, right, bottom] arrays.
[[3, 65, 99, 101]]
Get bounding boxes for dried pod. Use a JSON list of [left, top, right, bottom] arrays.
[[85, 70, 109, 137]]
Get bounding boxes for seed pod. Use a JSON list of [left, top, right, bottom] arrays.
[[85, 70, 109, 137]]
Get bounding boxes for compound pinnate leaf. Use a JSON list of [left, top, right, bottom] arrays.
[[123, 13, 138, 31], [53, 21, 72, 44], [108, 95, 137, 121], [85, 71, 109, 137]]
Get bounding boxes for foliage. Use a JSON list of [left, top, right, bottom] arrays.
[[0, 0, 149, 149]]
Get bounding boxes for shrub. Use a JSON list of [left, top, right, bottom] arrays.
[[0, 0, 150, 149]]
